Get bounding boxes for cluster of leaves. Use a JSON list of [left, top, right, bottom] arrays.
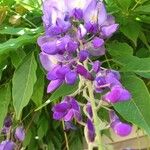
[[0, 0, 150, 149]]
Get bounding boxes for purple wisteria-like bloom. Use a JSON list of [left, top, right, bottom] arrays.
[[109, 111, 132, 137], [52, 97, 81, 122], [15, 126, 25, 142], [1, 116, 12, 134], [94, 70, 131, 103], [0, 140, 15, 150], [86, 119, 95, 142]]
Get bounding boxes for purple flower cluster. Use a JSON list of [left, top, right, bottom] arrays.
[[38, 0, 119, 93], [38, 0, 132, 144], [94, 69, 131, 103], [0, 117, 25, 150]]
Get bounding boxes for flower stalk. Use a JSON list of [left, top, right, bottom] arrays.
[[87, 81, 103, 150]]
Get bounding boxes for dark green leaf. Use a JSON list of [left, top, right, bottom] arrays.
[[13, 52, 37, 120], [0, 34, 39, 56], [31, 69, 45, 107], [107, 41, 133, 57], [134, 4, 150, 13], [120, 21, 141, 46], [50, 82, 79, 102]]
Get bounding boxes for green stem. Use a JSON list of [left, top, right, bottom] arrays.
[[87, 81, 103, 150], [62, 121, 70, 150]]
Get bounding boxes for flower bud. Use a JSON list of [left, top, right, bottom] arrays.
[[15, 126, 25, 142]]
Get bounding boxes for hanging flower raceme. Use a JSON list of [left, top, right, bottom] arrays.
[[38, 0, 132, 147]]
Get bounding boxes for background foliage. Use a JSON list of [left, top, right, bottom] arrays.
[[0, 0, 150, 149]]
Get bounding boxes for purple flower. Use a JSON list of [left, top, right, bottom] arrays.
[[0, 140, 15, 150], [109, 111, 132, 137], [76, 65, 94, 80], [77, 24, 87, 39], [15, 126, 25, 142], [47, 79, 63, 93], [72, 8, 83, 20], [42, 0, 71, 35], [85, 103, 93, 119], [111, 121, 132, 137], [79, 50, 89, 62], [92, 61, 102, 73], [83, 1, 107, 31], [103, 85, 131, 103], [86, 119, 95, 142], [94, 70, 122, 93], [64, 121, 77, 131], [52, 97, 81, 122], [65, 71, 78, 85], [1, 116, 12, 134], [92, 37, 104, 48]]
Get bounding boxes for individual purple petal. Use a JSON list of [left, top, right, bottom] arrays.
[[52, 102, 69, 112], [64, 109, 74, 121], [66, 40, 79, 53], [88, 46, 106, 56], [105, 72, 122, 87], [65, 0, 92, 13], [97, 2, 107, 25], [86, 119, 95, 142], [70, 98, 80, 111], [92, 37, 104, 48], [41, 40, 58, 55], [102, 15, 115, 26], [47, 79, 63, 93], [104, 86, 131, 103], [56, 66, 71, 79], [109, 110, 119, 123], [4, 116, 12, 128], [56, 36, 70, 53], [76, 65, 93, 80], [74, 110, 82, 121], [39, 52, 57, 71], [79, 50, 89, 62], [92, 61, 102, 73], [37, 35, 50, 47], [112, 121, 132, 137], [0, 140, 15, 150], [47, 65, 61, 80], [53, 112, 66, 120], [83, 0, 97, 24], [77, 24, 87, 39], [15, 126, 25, 142], [86, 103, 93, 119], [65, 71, 78, 85], [85, 22, 98, 34], [101, 24, 119, 38], [73, 8, 83, 20]]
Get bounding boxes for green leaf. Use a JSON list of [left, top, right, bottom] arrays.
[[50, 82, 79, 102], [31, 69, 45, 107], [0, 34, 39, 56], [10, 49, 26, 68], [114, 75, 150, 135], [116, 56, 150, 78], [134, 4, 150, 13], [37, 115, 48, 139], [0, 26, 43, 36], [120, 21, 141, 46], [13, 52, 37, 120], [0, 83, 11, 129], [35, 82, 79, 111], [116, 0, 132, 10], [107, 41, 133, 57]]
